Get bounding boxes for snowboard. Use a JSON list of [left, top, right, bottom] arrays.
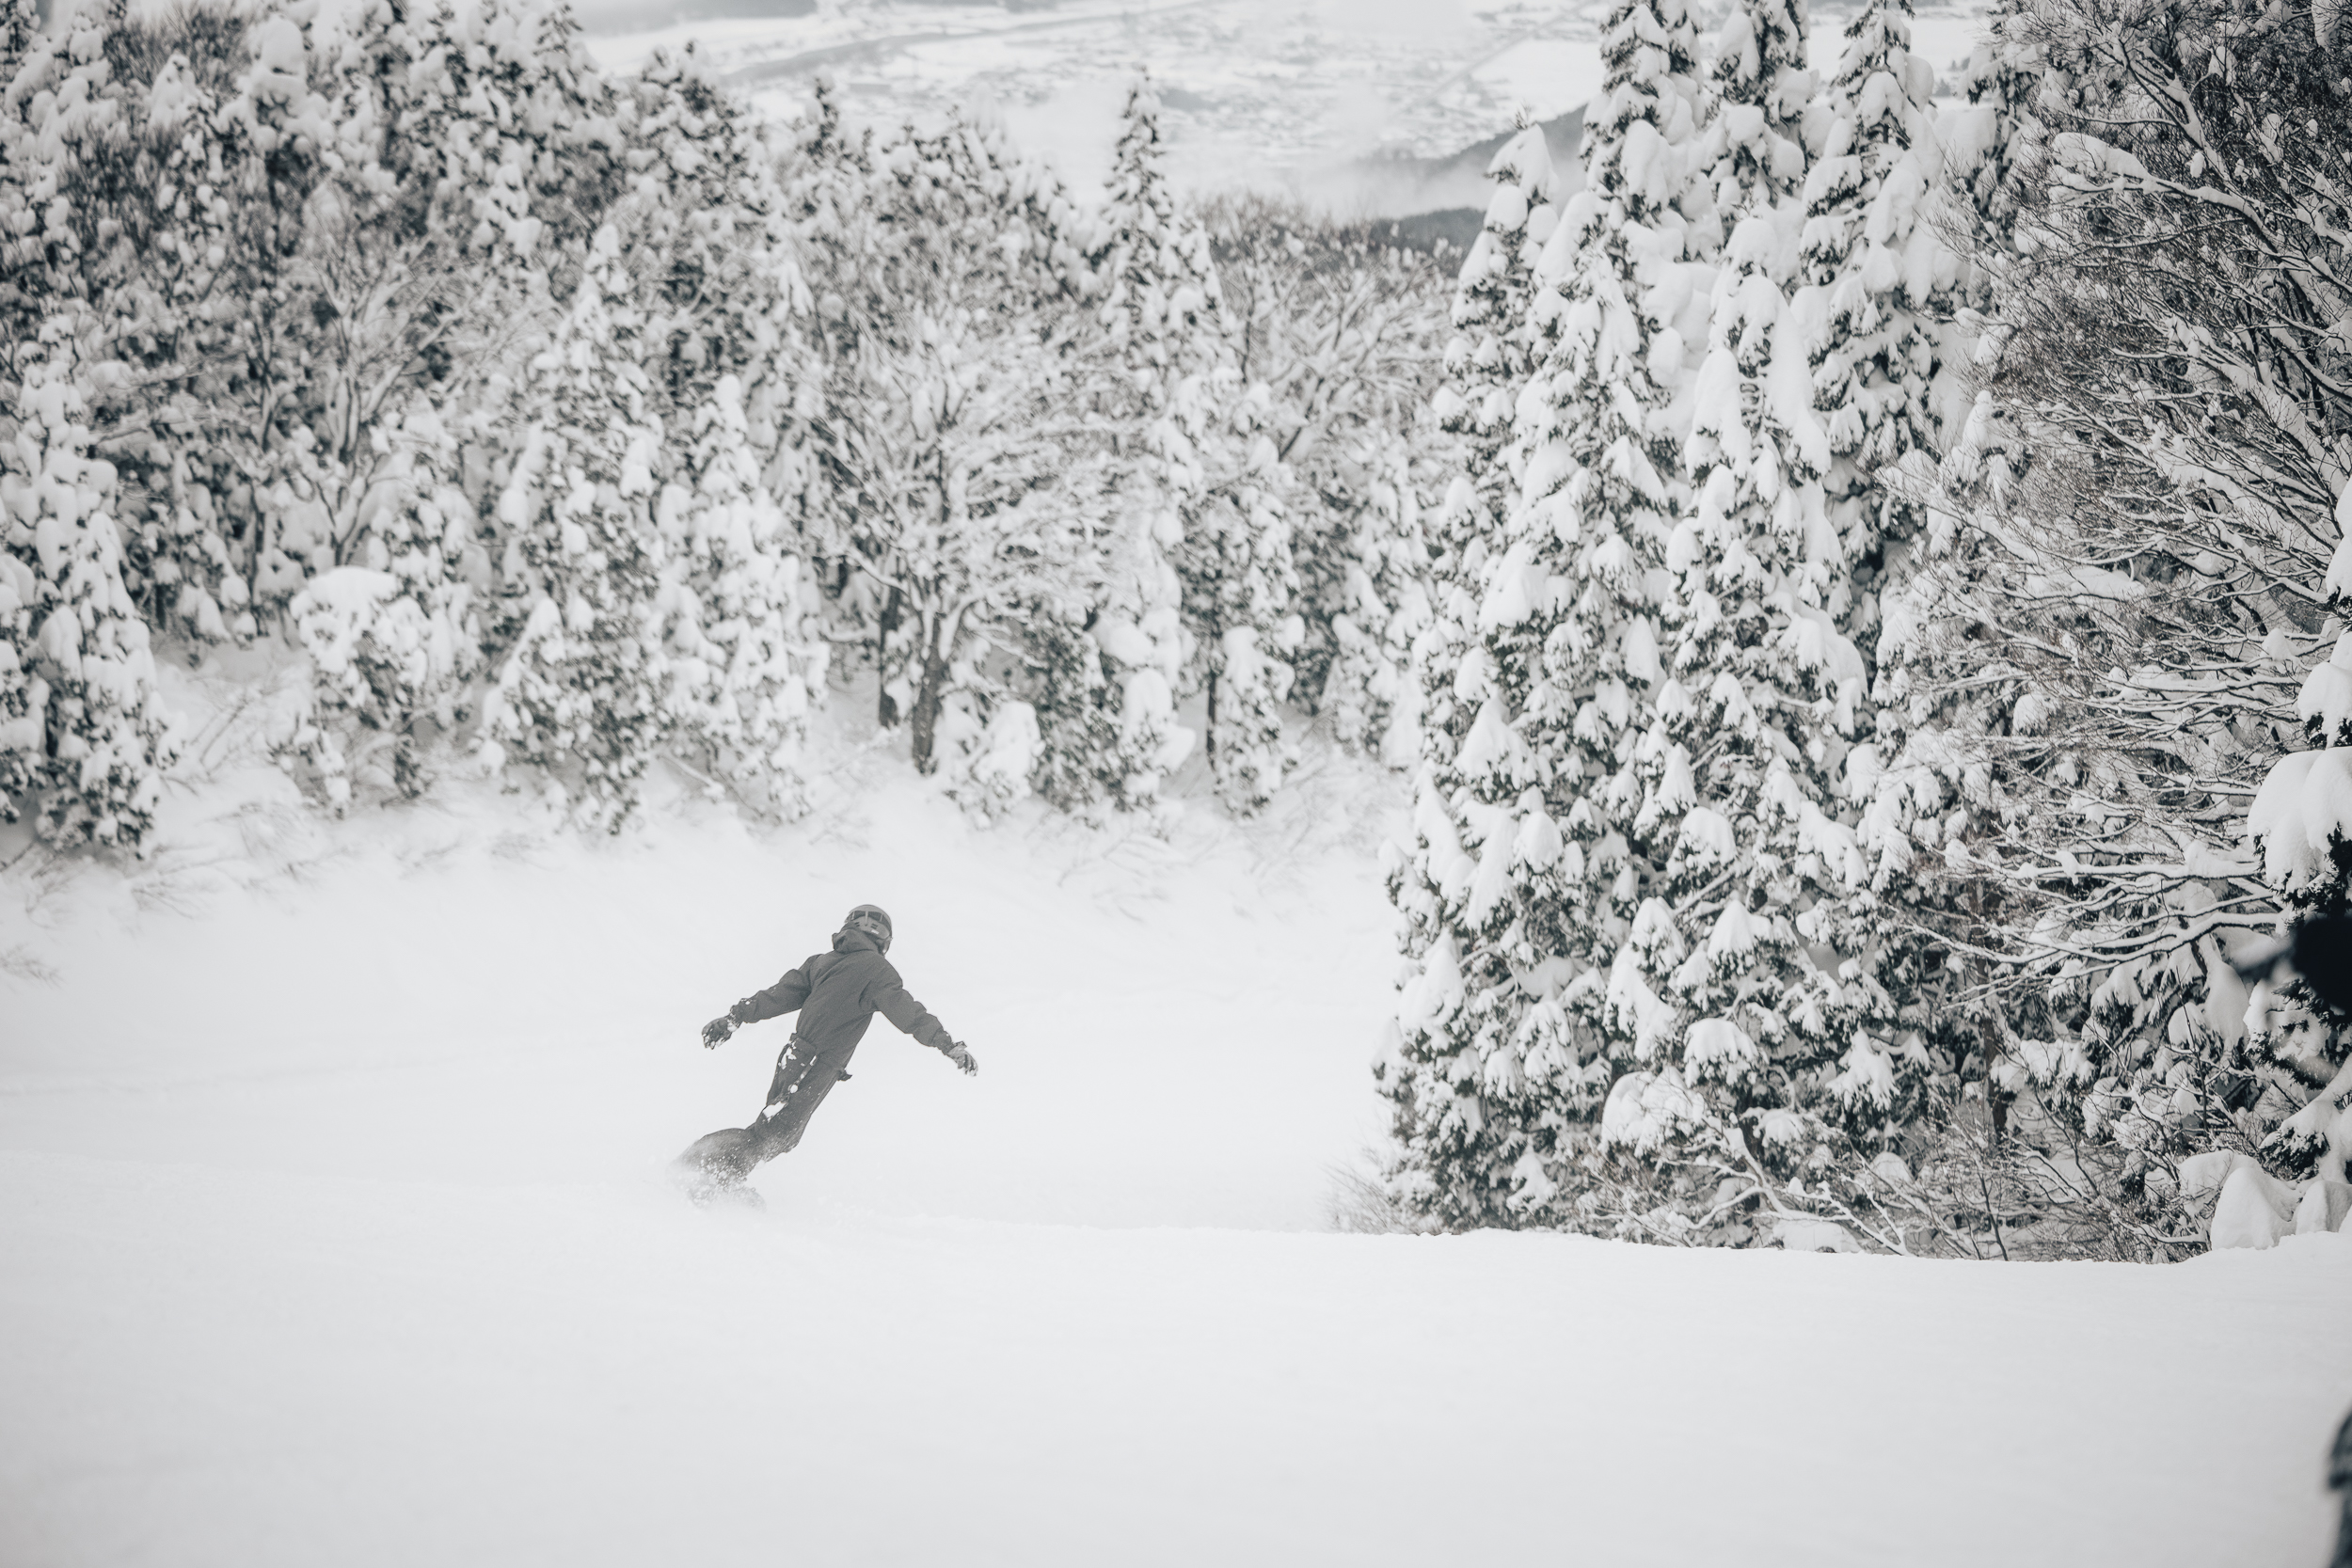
[[672, 1128, 766, 1210]]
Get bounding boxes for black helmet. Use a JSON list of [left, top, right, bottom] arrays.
[[845, 904, 893, 951]]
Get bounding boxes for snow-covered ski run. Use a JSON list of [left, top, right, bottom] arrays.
[[3, 718, 2347, 1568], [7, 0, 2352, 1556]]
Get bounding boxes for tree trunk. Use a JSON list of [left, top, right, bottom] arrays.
[[877, 585, 903, 728], [1967, 879, 2010, 1141], [1205, 665, 1219, 763], [909, 613, 948, 776]]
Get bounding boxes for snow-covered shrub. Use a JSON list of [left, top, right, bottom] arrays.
[[284, 400, 492, 808], [2181, 1146, 2350, 1251], [1851, 0, 2352, 1255], [803, 105, 1120, 793], [1018, 614, 1123, 815], [933, 693, 1041, 822], [287, 567, 458, 807]]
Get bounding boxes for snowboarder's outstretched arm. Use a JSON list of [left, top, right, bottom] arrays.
[[734, 966, 816, 1026], [871, 974, 977, 1075], [700, 965, 815, 1049]]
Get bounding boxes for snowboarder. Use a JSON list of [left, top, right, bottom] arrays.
[[675, 903, 977, 1204], [2332, 1405, 2352, 1568]]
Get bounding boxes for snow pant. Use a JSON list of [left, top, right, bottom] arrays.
[[743, 1036, 852, 1166]]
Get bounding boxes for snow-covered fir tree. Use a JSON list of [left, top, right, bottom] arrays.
[[1383, 0, 1713, 1228], [0, 0, 33, 89], [1692, 0, 1811, 220], [622, 49, 824, 818], [0, 543, 33, 824], [0, 0, 265, 640], [2249, 632, 2352, 1184], [1547, 0, 1950, 1243], [1316, 438, 1434, 768], [1941, 0, 2042, 262], [0, 0, 92, 383], [1406, 126, 1563, 858], [1089, 76, 1294, 816], [1185, 456, 1298, 815], [1828, 0, 2061, 1242], [1428, 121, 1559, 589], [650, 371, 825, 817], [1616, 206, 1917, 1238], [1792, 0, 1965, 578], [0, 357, 178, 848], [771, 77, 880, 594], [0, 319, 38, 821], [1848, 0, 2046, 874], [149, 2, 337, 615], [119, 35, 264, 648], [483, 224, 668, 831]]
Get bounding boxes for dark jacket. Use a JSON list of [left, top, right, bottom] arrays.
[[729, 927, 953, 1062]]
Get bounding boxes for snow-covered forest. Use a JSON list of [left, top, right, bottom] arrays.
[[7, 0, 2348, 1259], [2, 0, 1468, 835], [1382, 0, 2352, 1259]]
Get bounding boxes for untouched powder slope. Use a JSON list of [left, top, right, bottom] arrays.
[[3, 689, 2350, 1567]]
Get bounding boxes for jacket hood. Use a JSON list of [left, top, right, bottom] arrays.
[[832, 927, 882, 955]]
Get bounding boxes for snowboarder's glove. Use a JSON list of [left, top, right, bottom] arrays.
[[943, 1041, 977, 1077], [701, 1015, 738, 1050]]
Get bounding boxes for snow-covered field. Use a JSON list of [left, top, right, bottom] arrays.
[[579, 0, 2002, 212], [4, 671, 2350, 1565]]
